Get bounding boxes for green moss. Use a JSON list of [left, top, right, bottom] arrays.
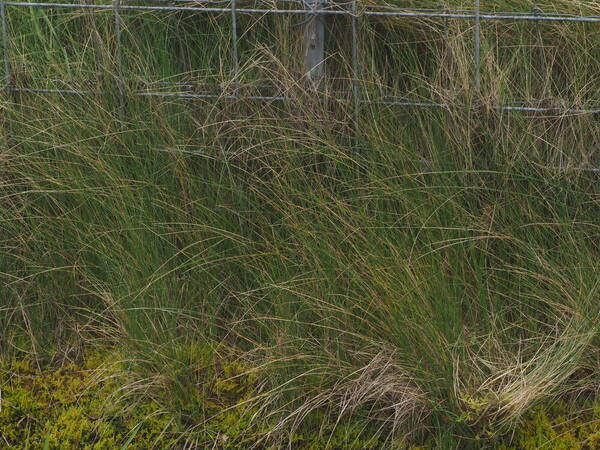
[[0, 351, 181, 449], [0, 350, 400, 448], [0, 349, 273, 449], [500, 399, 600, 450], [1, 351, 598, 449], [290, 420, 381, 449], [0, 384, 46, 445], [43, 406, 121, 449]]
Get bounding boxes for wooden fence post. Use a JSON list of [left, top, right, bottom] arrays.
[[1, 0, 10, 88], [304, 0, 325, 87]]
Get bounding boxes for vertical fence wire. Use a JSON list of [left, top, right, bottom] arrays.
[[474, 0, 481, 92], [114, 0, 125, 111], [231, 0, 239, 95]]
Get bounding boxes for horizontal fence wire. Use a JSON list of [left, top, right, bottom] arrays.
[[1, 1, 599, 116], [2, 2, 600, 22]]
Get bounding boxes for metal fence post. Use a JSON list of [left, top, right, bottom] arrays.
[[304, 0, 325, 87]]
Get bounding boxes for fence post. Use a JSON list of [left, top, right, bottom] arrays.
[[474, 0, 481, 92], [304, 0, 325, 87], [231, 0, 239, 95], [351, 0, 359, 136], [113, 0, 125, 112], [1, 0, 14, 149], [1, 0, 10, 88]]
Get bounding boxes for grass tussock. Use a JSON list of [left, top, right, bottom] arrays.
[[1, 0, 599, 448]]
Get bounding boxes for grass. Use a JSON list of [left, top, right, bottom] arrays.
[[1, 0, 599, 448]]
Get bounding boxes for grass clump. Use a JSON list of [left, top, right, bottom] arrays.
[[1, 0, 599, 447]]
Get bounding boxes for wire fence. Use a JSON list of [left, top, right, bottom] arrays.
[[1, 0, 600, 114]]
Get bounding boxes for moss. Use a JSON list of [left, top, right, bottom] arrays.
[[0, 349, 272, 449], [290, 420, 381, 449], [0, 351, 181, 449], [500, 399, 600, 450], [42, 406, 121, 449], [1, 351, 598, 449], [0, 350, 399, 449], [0, 384, 46, 445]]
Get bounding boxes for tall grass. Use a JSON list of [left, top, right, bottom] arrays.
[[1, 1, 599, 447]]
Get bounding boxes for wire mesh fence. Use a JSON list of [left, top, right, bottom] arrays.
[[1, 0, 599, 114]]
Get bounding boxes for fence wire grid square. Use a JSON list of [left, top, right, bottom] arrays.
[[1, 0, 600, 115]]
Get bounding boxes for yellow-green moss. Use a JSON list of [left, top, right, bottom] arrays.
[[500, 400, 600, 450], [1, 351, 598, 449], [0, 350, 398, 449], [0, 349, 279, 449], [0, 352, 181, 449]]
